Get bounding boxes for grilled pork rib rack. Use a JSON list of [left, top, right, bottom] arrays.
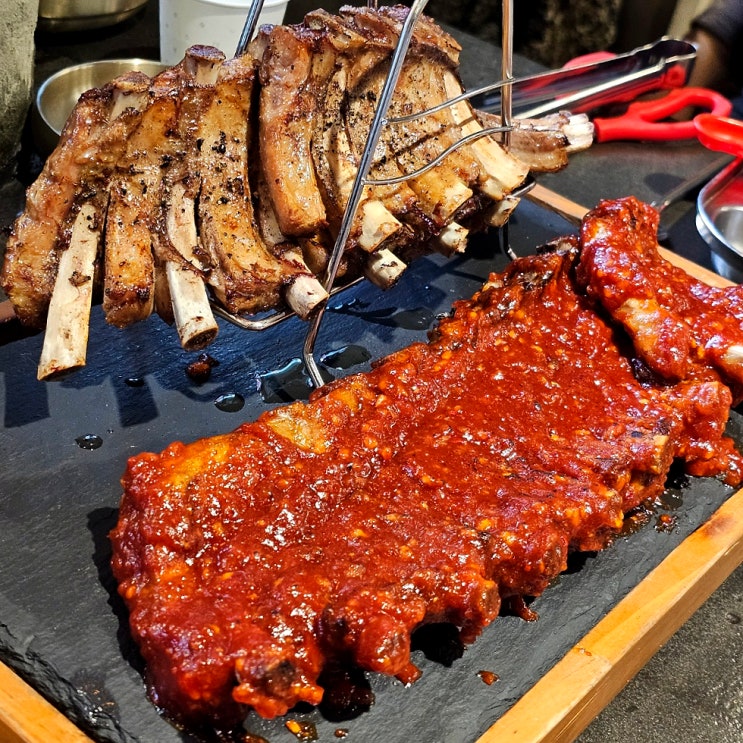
[[1, 5, 591, 380], [111, 197, 743, 728]]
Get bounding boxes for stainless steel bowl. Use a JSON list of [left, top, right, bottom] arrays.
[[696, 159, 743, 283], [32, 59, 166, 154], [38, 0, 149, 32]]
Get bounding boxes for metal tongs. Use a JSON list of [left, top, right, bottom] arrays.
[[468, 37, 697, 119]]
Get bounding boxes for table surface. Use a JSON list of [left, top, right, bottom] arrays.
[[1, 2, 741, 743]]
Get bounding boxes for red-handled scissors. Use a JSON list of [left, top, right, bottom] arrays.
[[592, 87, 733, 142]]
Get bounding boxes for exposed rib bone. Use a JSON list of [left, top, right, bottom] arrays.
[[487, 194, 521, 228], [443, 71, 528, 200], [436, 221, 469, 254], [164, 182, 218, 350], [37, 203, 100, 379], [363, 248, 407, 289], [562, 114, 594, 152], [285, 272, 332, 318], [3, 78, 128, 328], [358, 199, 404, 252]]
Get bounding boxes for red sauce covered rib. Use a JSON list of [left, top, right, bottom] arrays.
[[579, 197, 743, 395], [110, 197, 743, 727]]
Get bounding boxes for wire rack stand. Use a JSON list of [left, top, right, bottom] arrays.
[[227, 0, 521, 387]]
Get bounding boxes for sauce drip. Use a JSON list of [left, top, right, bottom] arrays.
[[75, 434, 103, 450], [187, 353, 220, 384], [214, 393, 245, 412], [477, 670, 499, 685], [321, 344, 371, 370], [285, 719, 317, 741], [654, 513, 677, 533]]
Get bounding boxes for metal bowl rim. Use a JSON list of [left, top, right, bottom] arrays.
[[35, 58, 165, 136], [696, 158, 743, 260]]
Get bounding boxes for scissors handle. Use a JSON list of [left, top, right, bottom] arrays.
[[593, 87, 732, 142]]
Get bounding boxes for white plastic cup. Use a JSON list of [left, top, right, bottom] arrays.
[[159, 0, 288, 65]]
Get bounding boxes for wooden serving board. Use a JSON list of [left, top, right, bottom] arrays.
[[0, 192, 741, 743]]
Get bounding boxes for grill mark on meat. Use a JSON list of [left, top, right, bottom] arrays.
[[316, 62, 403, 251], [338, 7, 480, 250], [111, 199, 743, 727]]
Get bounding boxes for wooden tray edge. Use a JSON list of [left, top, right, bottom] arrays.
[[478, 483, 743, 743], [0, 661, 93, 743]]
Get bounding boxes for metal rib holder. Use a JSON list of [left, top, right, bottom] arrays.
[[221, 0, 523, 387]]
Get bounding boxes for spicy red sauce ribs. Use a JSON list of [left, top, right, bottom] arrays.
[[110, 197, 743, 727]]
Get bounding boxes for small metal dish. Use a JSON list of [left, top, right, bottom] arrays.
[[696, 159, 743, 283], [32, 59, 166, 155], [37, 0, 149, 33]]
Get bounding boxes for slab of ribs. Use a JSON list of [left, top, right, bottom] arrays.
[[0, 5, 591, 379], [110, 196, 743, 729]]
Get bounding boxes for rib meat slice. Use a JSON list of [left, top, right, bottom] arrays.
[[341, 5, 482, 204], [477, 111, 595, 173], [102, 65, 183, 327], [111, 200, 743, 727], [103, 99, 163, 326], [257, 23, 328, 238], [2, 73, 149, 327], [197, 53, 326, 317], [300, 10, 406, 253]]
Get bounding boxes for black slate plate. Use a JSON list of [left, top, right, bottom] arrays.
[[0, 199, 738, 743]]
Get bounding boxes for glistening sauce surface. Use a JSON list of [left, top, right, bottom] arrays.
[[111, 241, 741, 727]]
